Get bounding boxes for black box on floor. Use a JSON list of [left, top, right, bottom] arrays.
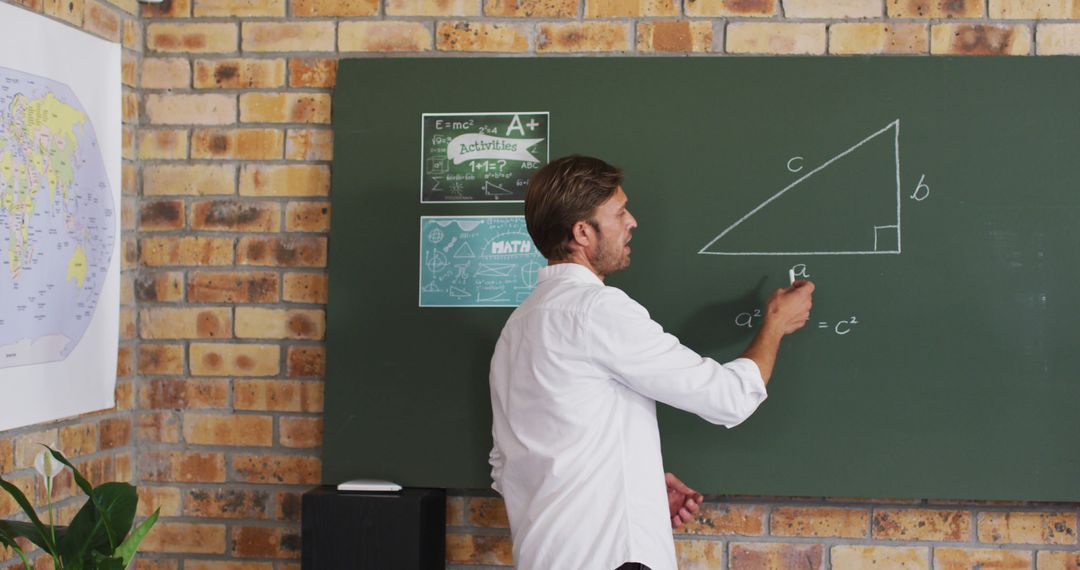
[[302, 486, 446, 569]]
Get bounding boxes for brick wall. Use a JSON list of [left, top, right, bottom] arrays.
[[1, 0, 1079, 568]]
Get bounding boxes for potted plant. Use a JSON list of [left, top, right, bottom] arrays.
[[0, 446, 159, 569]]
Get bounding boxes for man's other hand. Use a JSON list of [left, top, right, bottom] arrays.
[[766, 280, 815, 334], [665, 472, 703, 529]]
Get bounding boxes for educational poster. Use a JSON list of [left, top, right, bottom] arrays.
[[0, 2, 121, 431], [420, 112, 549, 203], [419, 216, 545, 307]]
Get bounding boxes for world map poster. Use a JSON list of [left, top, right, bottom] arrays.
[[0, 2, 121, 430]]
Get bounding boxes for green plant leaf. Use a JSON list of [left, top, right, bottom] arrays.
[[93, 482, 137, 550], [92, 550, 125, 570], [58, 494, 101, 563], [114, 508, 159, 569], [0, 524, 33, 569], [0, 476, 56, 554], [58, 482, 137, 565], [44, 447, 94, 500]]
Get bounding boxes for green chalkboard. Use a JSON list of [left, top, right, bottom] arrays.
[[325, 57, 1080, 501]]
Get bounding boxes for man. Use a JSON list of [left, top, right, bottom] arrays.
[[489, 155, 814, 570]]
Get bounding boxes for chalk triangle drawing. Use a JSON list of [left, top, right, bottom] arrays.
[[453, 242, 476, 259], [699, 120, 901, 256], [449, 286, 470, 298]]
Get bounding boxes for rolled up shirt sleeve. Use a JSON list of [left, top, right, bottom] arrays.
[[586, 287, 768, 427]]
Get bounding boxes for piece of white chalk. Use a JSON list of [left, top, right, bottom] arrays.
[[788, 269, 795, 286]]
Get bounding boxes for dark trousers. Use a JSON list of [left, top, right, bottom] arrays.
[[615, 564, 650, 570]]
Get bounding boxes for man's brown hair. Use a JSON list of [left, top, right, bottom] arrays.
[[525, 155, 624, 261]]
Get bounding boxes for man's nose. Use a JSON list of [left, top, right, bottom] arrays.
[[627, 212, 638, 229]]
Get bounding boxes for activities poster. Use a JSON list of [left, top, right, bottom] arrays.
[[420, 112, 549, 203], [0, 2, 121, 430], [419, 216, 545, 307]]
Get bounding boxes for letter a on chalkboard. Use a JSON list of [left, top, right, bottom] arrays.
[[699, 120, 901, 256]]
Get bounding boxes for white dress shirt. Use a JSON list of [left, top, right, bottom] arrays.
[[489, 263, 768, 570]]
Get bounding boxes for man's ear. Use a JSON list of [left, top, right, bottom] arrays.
[[570, 220, 593, 249]]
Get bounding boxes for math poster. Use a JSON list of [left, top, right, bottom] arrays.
[[419, 216, 545, 307], [420, 112, 549, 203]]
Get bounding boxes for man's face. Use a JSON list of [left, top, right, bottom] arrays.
[[587, 186, 638, 277]]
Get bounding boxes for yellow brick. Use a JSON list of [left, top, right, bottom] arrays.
[[235, 308, 325, 340], [280, 417, 322, 448], [59, 423, 98, 457], [1038, 551, 1080, 570], [123, 92, 139, 124], [240, 164, 330, 196], [293, 0, 378, 16], [142, 0, 191, 17], [1037, 23, 1080, 54], [727, 22, 826, 54], [192, 128, 284, 160], [386, 0, 480, 15], [84, 0, 122, 41], [45, 0, 83, 25], [138, 486, 182, 517], [193, 0, 285, 16], [190, 200, 281, 232], [285, 201, 331, 232], [148, 23, 238, 53], [123, 126, 135, 160], [234, 380, 323, 412], [437, 21, 529, 52], [285, 129, 333, 160], [887, 0, 984, 17], [873, 509, 972, 541], [140, 200, 185, 231], [144, 164, 235, 196], [289, 58, 338, 88], [586, 0, 675, 16], [680, 504, 766, 536], [122, 51, 138, 86], [784, 0, 880, 17], [120, 307, 136, 339], [537, 22, 631, 52], [339, 21, 433, 52], [978, 512, 1077, 545], [445, 535, 514, 565], [730, 543, 825, 570], [243, 21, 335, 52], [141, 58, 191, 89], [240, 93, 331, 124], [134, 271, 185, 303], [771, 507, 870, 539], [190, 343, 280, 376], [145, 94, 236, 125], [991, 0, 1080, 18], [485, 0, 577, 16], [930, 24, 1032, 55], [830, 23, 927, 54], [238, 236, 327, 267], [140, 236, 235, 266], [282, 272, 328, 303], [194, 58, 285, 89], [934, 548, 1032, 570], [467, 497, 509, 528], [832, 546, 928, 570], [140, 307, 233, 340], [142, 522, 226, 554], [673, 540, 724, 568], [108, 0, 138, 15], [123, 18, 142, 50], [685, 0, 775, 17], [139, 344, 185, 375], [139, 129, 189, 160], [183, 414, 273, 446], [637, 20, 713, 53]]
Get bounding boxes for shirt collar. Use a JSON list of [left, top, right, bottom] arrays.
[[538, 262, 604, 286]]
